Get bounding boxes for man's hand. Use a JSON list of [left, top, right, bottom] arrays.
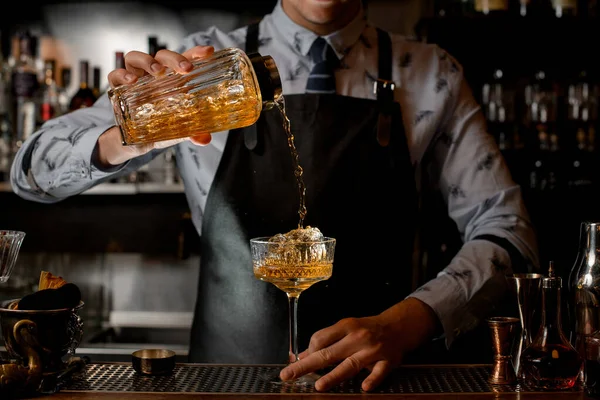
[[279, 297, 440, 392], [97, 45, 216, 168]]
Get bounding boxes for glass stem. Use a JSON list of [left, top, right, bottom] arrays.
[[287, 293, 301, 363]]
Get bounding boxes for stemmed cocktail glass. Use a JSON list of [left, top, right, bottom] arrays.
[[250, 233, 335, 386]]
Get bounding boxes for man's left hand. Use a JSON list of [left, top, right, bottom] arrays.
[[279, 297, 440, 392]]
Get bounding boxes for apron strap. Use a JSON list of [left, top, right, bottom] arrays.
[[245, 22, 260, 55], [244, 22, 261, 150], [375, 28, 396, 147]]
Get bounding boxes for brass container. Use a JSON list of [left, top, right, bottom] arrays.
[[0, 300, 84, 396], [487, 316, 519, 385], [132, 349, 176, 376]]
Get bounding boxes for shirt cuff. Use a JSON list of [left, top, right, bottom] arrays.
[[33, 124, 130, 197], [407, 239, 512, 348], [89, 125, 130, 176]]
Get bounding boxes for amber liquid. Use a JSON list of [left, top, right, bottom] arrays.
[[521, 343, 583, 390], [254, 263, 332, 295], [118, 78, 262, 145], [276, 98, 307, 227]]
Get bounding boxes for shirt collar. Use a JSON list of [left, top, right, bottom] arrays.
[[270, 0, 367, 61]]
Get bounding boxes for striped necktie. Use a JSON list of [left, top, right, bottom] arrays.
[[305, 37, 337, 94]]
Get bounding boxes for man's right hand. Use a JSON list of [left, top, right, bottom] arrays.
[[97, 45, 215, 168]]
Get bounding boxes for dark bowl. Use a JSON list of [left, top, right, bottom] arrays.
[[131, 349, 176, 376]]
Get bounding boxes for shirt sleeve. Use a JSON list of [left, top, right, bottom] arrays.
[[407, 49, 540, 347], [10, 94, 158, 203]]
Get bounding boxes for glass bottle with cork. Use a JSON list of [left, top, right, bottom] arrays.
[[521, 261, 583, 390], [108, 47, 282, 146]]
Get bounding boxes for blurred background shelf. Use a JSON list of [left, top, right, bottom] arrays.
[[0, 181, 185, 194]]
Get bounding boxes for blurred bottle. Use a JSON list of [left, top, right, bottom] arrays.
[[0, 30, 13, 182], [37, 59, 61, 126], [552, 0, 578, 16], [523, 69, 560, 191], [11, 31, 40, 147], [148, 36, 159, 57], [475, 0, 509, 15], [565, 70, 598, 188], [57, 66, 72, 115], [481, 68, 523, 179], [69, 60, 97, 111], [516, 0, 557, 16], [92, 66, 102, 98], [115, 51, 125, 70]]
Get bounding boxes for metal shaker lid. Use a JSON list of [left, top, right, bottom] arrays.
[[248, 53, 282, 110]]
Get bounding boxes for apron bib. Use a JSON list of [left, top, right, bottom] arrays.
[[189, 26, 418, 364]]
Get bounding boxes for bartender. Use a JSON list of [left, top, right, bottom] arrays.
[[10, 0, 539, 392]]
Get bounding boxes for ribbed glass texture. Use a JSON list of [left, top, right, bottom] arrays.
[[109, 48, 263, 145], [0, 230, 26, 283]]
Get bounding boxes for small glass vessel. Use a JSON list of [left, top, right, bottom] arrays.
[[108, 48, 282, 146], [521, 262, 583, 390]]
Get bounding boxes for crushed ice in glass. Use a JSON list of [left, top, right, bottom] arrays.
[[266, 226, 327, 264]]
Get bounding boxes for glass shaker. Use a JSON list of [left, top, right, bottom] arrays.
[[521, 262, 583, 390], [108, 47, 282, 146]]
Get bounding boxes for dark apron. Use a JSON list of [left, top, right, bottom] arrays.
[[189, 25, 419, 364]]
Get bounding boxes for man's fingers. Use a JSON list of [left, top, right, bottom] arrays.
[[182, 45, 215, 61], [361, 360, 392, 392], [107, 69, 138, 89], [153, 49, 194, 74], [123, 50, 165, 76], [314, 353, 368, 392], [280, 335, 357, 382]]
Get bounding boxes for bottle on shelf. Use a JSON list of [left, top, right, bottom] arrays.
[[474, 0, 509, 15], [514, 0, 557, 16], [552, 0, 578, 17], [0, 30, 13, 182], [523, 69, 561, 190], [37, 59, 61, 126], [516, 0, 531, 16], [148, 36, 159, 57], [481, 68, 522, 175], [57, 66, 72, 115], [68, 60, 97, 111], [11, 31, 40, 147], [92, 66, 102, 98], [565, 70, 598, 188], [115, 51, 125, 70], [521, 261, 583, 390]]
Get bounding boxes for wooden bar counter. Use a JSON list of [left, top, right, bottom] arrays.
[[21, 363, 595, 400]]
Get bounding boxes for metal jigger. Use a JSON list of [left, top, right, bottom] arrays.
[[506, 273, 542, 381], [487, 316, 520, 385]]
